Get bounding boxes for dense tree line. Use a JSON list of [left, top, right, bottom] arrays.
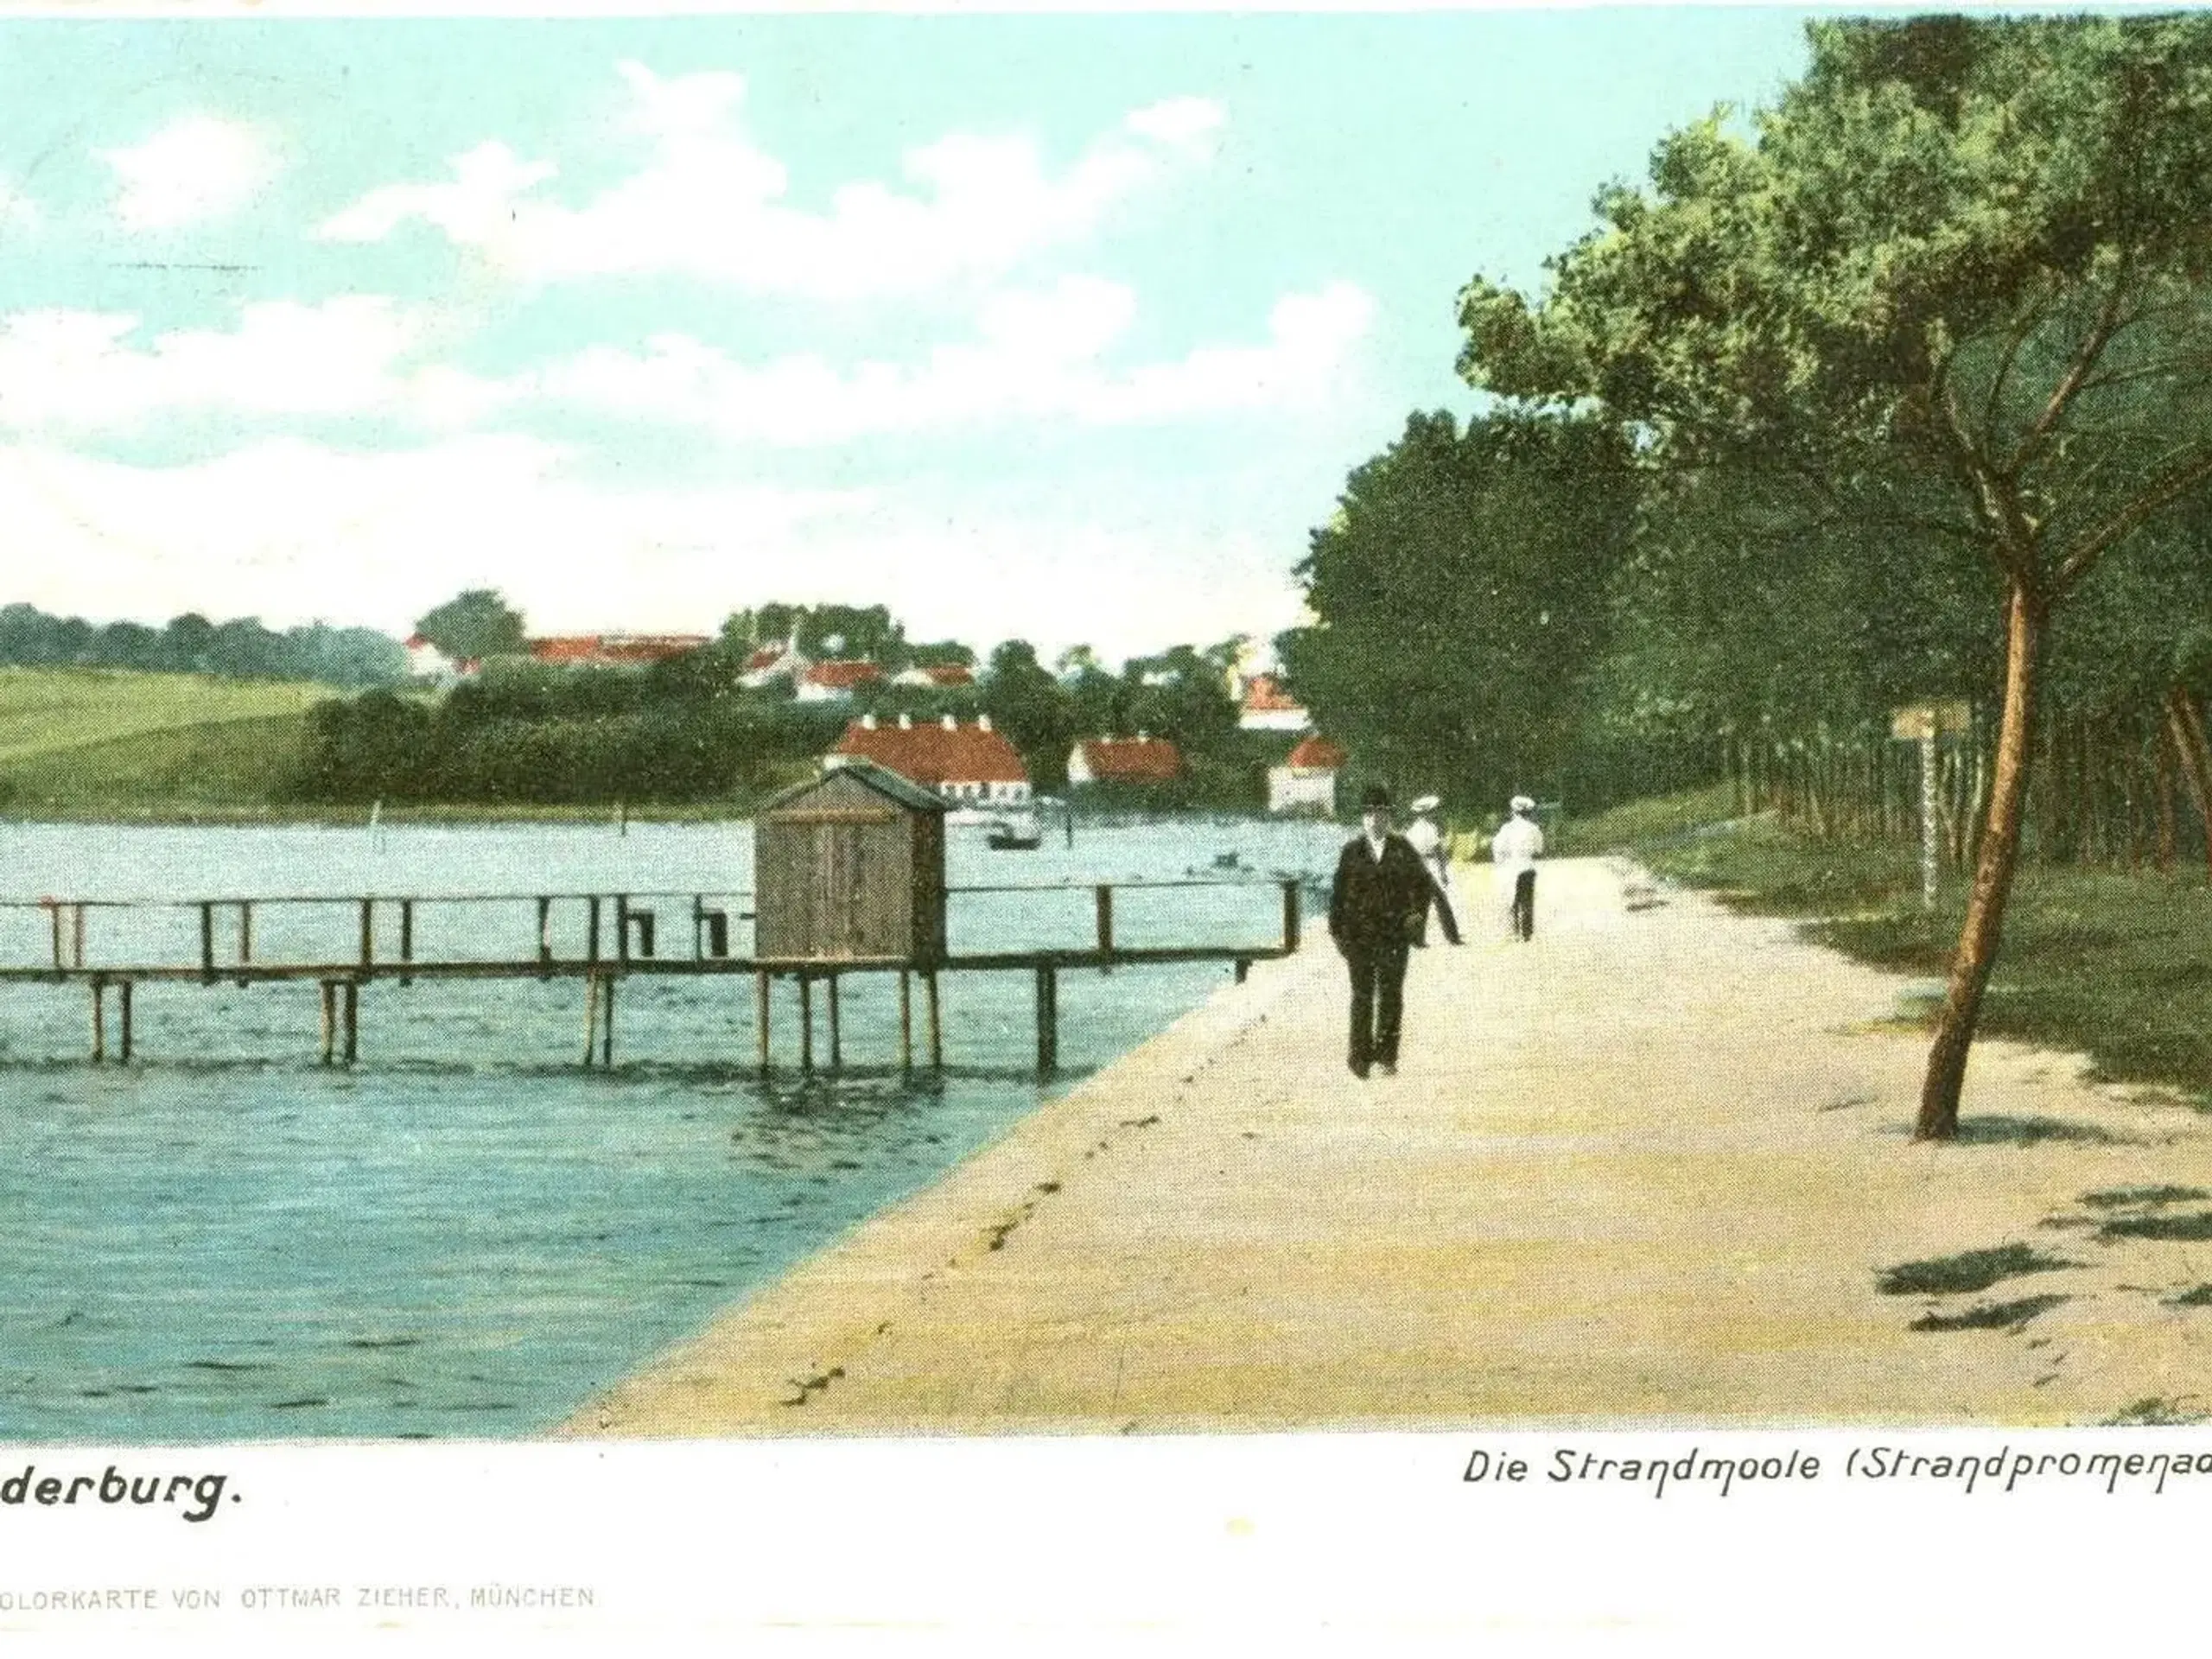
[[296, 615, 1265, 808], [1286, 15, 2212, 1138], [0, 603, 404, 688]]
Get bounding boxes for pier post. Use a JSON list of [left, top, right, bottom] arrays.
[[358, 899, 375, 968], [238, 902, 253, 967], [1034, 963, 1058, 1075], [826, 973, 842, 1070], [320, 981, 337, 1065], [90, 976, 105, 1064], [898, 970, 912, 1072], [615, 895, 631, 969], [799, 974, 814, 1072], [537, 897, 553, 972], [601, 973, 614, 1068], [582, 975, 601, 1068], [925, 971, 943, 1071], [49, 901, 63, 972], [1280, 880, 1302, 953], [1235, 957, 1251, 983], [72, 905, 86, 970], [587, 898, 601, 967], [755, 969, 771, 1073], [200, 904, 215, 985], [118, 980, 133, 1064], [398, 900, 414, 986], [1094, 885, 1115, 957], [341, 981, 359, 1065]]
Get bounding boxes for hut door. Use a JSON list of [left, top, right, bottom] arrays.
[[810, 821, 870, 957]]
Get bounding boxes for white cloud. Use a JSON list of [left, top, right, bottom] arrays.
[[99, 116, 278, 231], [0, 436, 868, 638], [505, 278, 1370, 444], [0, 435, 1295, 659], [320, 63, 1224, 299], [0, 299, 493, 433]]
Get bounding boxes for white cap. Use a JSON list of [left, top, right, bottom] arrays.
[[1510, 795, 1535, 814], [1410, 794, 1440, 815]]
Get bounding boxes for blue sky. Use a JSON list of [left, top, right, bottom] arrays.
[[0, 12, 1814, 661]]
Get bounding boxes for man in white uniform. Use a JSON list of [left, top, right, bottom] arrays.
[[1492, 794, 1545, 942], [1402, 794, 1461, 945]]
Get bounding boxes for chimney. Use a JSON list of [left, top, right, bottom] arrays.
[[898, 712, 913, 730], [1137, 729, 1150, 742], [977, 714, 993, 732], [860, 712, 879, 729], [942, 714, 957, 730]]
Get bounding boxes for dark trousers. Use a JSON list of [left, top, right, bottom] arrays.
[[1511, 870, 1536, 941], [1425, 876, 1462, 945], [1344, 942, 1409, 1072]]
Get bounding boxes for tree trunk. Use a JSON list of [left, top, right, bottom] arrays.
[[2165, 687, 2212, 880], [1917, 584, 2044, 1141], [2155, 717, 2180, 873]]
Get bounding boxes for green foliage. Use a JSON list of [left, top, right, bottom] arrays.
[[413, 589, 526, 663], [1281, 409, 1643, 815], [0, 602, 404, 687]]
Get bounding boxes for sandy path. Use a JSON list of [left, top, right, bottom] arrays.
[[563, 857, 2212, 1435]]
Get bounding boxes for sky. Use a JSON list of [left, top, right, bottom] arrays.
[[0, 11, 1816, 663]]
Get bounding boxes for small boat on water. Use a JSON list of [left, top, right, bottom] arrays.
[[986, 810, 1044, 851]]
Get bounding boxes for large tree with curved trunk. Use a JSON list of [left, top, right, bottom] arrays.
[[1459, 15, 2212, 1139]]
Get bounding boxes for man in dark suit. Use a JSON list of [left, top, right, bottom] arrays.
[[1328, 784, 1433, 1078]]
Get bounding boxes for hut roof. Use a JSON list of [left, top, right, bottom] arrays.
[[764, 758, 949, 817]]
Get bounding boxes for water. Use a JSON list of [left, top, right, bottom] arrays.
[[0, 817, 1342, 1442]]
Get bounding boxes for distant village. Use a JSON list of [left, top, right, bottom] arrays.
[[295, 592, 1350, 815], [400, 617, 1346, 817]]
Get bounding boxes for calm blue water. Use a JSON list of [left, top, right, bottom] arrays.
[[0, 817, 1339, 1443]]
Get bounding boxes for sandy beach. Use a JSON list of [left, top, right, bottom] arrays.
[[563, 856, 2212, 1435]]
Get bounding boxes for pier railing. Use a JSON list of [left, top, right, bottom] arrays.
[[0, 878, 1306, 1075]]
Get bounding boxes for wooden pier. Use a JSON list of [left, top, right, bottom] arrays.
[[0, 879, 1304, 1077]]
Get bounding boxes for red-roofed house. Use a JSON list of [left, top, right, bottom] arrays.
[[1066, 734, 1184, 789], [1268, 734, 1344, 816], [1237, 672, 1313, 734], [527, 632, 710, 668], [831, 714, 1032, 807], [741, 641, 810, 690], [892, 662, 976, 690], [797, 660, 887, 703]]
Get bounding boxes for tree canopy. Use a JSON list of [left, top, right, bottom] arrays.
[[1456, 14, 2212, 1136], [414, 589, 526, 663]]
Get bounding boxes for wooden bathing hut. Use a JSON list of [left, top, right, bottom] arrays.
[[755, 759, 948, 965], [753, 759, 949, 1071]]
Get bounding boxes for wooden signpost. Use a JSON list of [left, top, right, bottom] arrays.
[[1891, 701, 1974, 911]]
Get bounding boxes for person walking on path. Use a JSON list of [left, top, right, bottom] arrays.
[[1328, 785, 1433, 1078], [1492, 794, 1545, 942], [1403, 794, 1463, 946]]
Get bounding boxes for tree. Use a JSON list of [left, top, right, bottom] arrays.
[[1459, 15, 2212, 1138], [981, 640, 1077, 784], [414, 589, 526, 663], [1281, 409, 1637, 811]]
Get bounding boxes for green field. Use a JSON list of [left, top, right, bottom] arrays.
[[1583, 785, 2212, 1104], [0, 667, 328, 817]]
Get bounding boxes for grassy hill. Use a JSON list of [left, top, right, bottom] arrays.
[[0, 667, 330, 817]]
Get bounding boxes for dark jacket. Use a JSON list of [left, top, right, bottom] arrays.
[[1328, 833, 1431, 955]]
